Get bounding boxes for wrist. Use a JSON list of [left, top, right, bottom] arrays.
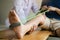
[[55, 8, 59, 11]]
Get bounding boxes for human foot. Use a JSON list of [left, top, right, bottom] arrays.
[[26, 24, 38, 34], [9, 10, 23, 39], [9, 10, 20, 24]]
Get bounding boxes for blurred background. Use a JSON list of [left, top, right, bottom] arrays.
[[0, 0, 14, 30], [0, 0, 13, 25]]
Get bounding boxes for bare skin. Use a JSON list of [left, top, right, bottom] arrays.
[[42, 6, 60, 15], [9, 10, 46, 39], [1, 6, 60, 39], [9, 10, 23, 39]]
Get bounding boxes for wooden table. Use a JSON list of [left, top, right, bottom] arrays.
[[0, 30, 52, 40], [20, 31, 52, 40]]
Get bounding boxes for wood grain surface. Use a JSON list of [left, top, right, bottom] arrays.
[[0, 30, 52, 40]]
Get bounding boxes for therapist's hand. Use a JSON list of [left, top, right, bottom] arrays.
[[41, 6, 58, 11], [48, 6, 58, 11], [41, 5, 48, 10]]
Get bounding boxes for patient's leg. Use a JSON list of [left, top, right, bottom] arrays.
[[9, 10, 35, 38], [9, 10, 23, 39], [9, 10, 46, 39]]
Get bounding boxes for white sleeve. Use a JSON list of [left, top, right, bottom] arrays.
[[31, 0, 39, 13], [13, 0, 27, 24]]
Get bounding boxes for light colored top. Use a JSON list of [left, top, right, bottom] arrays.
[[5, 0, 39, 27], [14, 0, 39, 24]]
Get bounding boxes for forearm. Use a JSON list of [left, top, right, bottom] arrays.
[[47, 6, 60, 15], [55, 8, 60, 15]]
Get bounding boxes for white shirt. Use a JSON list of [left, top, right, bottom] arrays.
[[5, 0, 39, 27]]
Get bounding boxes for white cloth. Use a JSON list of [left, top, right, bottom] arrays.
[[5, 0, 39, 27], [40, 17, 51, 30], [40, 17, 60, 31], [50, 19, 60, 30]]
